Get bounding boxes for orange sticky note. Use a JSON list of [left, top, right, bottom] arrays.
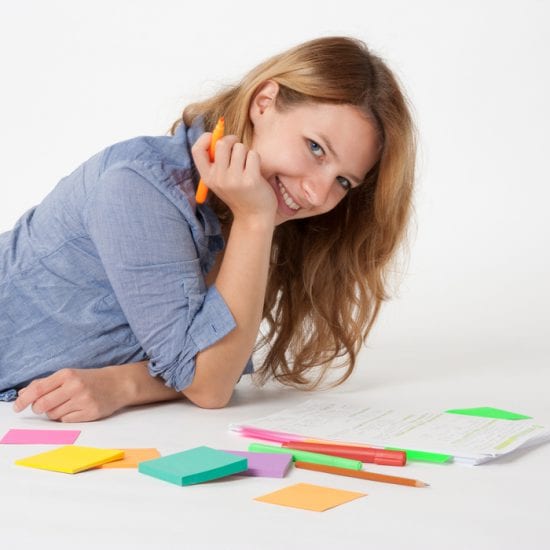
[[97, 448, 160, 469], [15, 445, 124, 474], [254, 482, 366, 512]]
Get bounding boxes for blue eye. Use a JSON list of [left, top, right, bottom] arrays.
[[337, 176, 352, 191], [308, 140, 324, 157]]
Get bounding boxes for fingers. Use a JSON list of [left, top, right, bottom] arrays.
[[33, 388, 72, 419], [12, 368, 119, 423], [192, 133, 240, 183], [191, 131, 213, 175], [228, 142, 248, 172], [57, 410, 92, 423], [13, 373, 64, 413], [244, 149, 262, 178], [44, 400, 83, 422]]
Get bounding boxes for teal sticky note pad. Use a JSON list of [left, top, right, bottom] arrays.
[[138, 446, 247, 486], [445, 407, 532, 420]]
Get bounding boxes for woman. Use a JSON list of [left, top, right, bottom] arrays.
[[2, 36, 415, 421]]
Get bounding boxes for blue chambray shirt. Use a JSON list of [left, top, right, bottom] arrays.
[[0, 119, 253, 401]]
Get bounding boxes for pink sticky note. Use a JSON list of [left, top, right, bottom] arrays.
[[0, 428, 81, 445]]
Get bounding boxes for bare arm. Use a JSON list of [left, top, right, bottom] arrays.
[[13, 360, 183, 422], [181, 134, 277, 408], [182, 217, 273, 408]]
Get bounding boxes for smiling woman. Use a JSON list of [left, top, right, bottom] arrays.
[[2, 36, 415, 421], [179, 36, 415, 390]]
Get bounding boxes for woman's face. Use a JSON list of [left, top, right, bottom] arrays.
[[249, 81, 380, 225]]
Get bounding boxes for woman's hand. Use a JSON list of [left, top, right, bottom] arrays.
[[13, 362, 184, 422], [12, 367, 127, 422], [192, 133, 277, 225]]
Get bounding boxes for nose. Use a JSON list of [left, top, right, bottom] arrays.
[[301, 174, 332, 207]]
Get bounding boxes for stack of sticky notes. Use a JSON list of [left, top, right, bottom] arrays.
[[219, 449, 292, 477], [3, 428, 367, 512], [15, 445, 124, 473], [2, 428, 161, 474], [138, 446, 248, 486]]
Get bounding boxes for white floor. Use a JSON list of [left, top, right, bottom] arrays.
[[1, 346, 548, 550], [1, 4, 549, 547]]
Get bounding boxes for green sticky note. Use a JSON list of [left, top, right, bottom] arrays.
[[385, 448, 453, 463], [138, 446, 247, 486], [445, 407, 531, 420]]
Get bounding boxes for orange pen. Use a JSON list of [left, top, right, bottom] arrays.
[[195, 117, 225, 204]]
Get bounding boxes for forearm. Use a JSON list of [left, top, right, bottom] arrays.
[[183, 217, 274, 407], [110, 361, 184, 408], [13, 361, 184, 423]]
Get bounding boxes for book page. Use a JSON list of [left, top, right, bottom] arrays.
[[233, 398, 550, 460]]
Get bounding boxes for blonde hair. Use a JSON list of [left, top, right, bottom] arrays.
[[171, 36, 416, 389]]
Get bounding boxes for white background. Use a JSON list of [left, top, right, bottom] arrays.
[[1, 0, 548, 369], [0, 1, 549, 548]]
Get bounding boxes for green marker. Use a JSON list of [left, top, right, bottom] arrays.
[[385, 447, 452, 463], [248, 442, 362, 470]]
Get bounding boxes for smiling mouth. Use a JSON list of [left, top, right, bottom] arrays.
[[276, 176, 300, 211]]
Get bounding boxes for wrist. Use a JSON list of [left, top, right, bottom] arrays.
[[106, 361, 183, 407], [104, 364, 137, 409], [230, 214, 275, 234]]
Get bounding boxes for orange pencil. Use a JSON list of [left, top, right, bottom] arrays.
[[294, 461, 429, 488], [195, 117, 225, 204]]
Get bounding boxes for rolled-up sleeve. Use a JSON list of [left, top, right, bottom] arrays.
[[84, 165, 236, 391]]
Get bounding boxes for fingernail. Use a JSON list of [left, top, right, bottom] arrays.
[[12, 403, 21, 412]]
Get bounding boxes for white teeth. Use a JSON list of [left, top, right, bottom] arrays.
[[276, 178, 300, 211]]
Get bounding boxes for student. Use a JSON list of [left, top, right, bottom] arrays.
[[1, 36, 415, 421]]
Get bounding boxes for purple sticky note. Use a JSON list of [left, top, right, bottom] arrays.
[[0, 428, 81, 445], [220, 450, 292, 478]]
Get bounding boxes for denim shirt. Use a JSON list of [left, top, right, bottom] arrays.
[[0, 120, 253, 400]]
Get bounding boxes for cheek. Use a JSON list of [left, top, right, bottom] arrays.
[[257, 138, 308, 176], [312, 190, 346, 216]]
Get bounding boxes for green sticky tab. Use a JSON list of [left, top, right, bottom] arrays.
[[445, 407, 531, 420], [385, 448, 453, 463], [138, 446, 247, 486]]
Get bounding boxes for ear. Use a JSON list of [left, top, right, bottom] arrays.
[[249, 80, 279, 124]]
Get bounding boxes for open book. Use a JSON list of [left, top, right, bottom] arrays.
[[229, 398, 550, 465]]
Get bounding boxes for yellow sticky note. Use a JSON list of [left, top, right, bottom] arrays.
[[254, 482, 366, 512], [15, 445, 124, 474], [96, 448, 160, 468]]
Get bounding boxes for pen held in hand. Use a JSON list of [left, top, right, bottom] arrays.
[[294, 461, 430, 488], [195, 117, 225, 204]]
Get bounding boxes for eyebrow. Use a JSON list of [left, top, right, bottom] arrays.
[[317, 132, 364, 186]]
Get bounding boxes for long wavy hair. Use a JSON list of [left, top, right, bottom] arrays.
[[171, 36, 416, 389]]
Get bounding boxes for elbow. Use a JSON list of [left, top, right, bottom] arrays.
[[195, 393, 231, 410], [181, 386, 232, 410]]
